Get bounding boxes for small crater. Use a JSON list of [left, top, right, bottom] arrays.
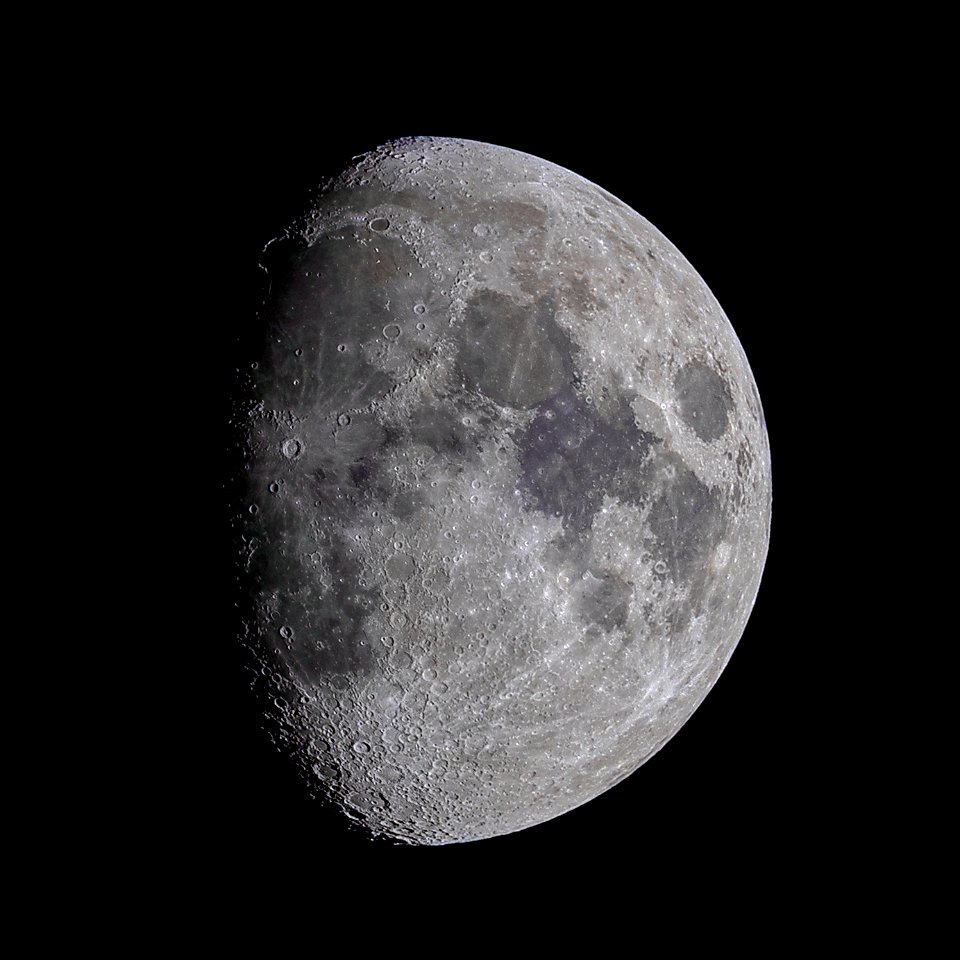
[[382, 323, 402, 341], [369, 218, 390, 232], [281, 438, 303, 459]]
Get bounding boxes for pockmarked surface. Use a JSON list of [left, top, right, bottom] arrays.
[[230, 137, 771, 844]]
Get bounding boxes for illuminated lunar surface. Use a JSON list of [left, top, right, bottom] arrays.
[[229, 136, 771, 844]]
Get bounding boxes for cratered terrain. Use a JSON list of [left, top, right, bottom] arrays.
[[228, 136, 771, 845]]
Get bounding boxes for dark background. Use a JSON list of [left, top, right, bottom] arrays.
[[196, 90, 862, 877]]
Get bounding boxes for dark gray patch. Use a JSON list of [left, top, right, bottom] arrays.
[[288, 533, 380, 680], [316, 395, 485, 525], [674, 360, 732, 442], [349, 459, 378, 493], [707, 587, 724, 613], [258, 229, 428, 415], [561, 273, 609, 316], [456, 291, 573, 409], [392, 488, 426, 519], [487, 199, 548, 232], [578, 570, 633, 634], [515, 238, 544, 264], [310, 415, 396, 521], [408, 400, 479, 462], [647, 463, 726, 586], [245, 511, 380, 683], [515, 386, 658, 540], [663, 601, 694, 637], [385, 553, 416, 580]]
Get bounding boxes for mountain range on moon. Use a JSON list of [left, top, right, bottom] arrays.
[[228, 136, 771, 845]]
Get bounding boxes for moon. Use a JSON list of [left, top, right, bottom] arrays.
[[229, 136, 771, 845]]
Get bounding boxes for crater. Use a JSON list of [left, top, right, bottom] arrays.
[[674, 360, 732, 442]]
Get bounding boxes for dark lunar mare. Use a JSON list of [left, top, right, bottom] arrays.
[[515, 385, 660, 542]]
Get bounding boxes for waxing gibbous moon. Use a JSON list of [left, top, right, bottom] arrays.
[[230, 136, 771, 845]]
